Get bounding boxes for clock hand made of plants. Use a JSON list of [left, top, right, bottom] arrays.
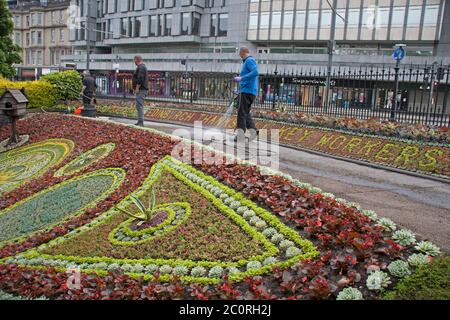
[[54, 143, 116, 177], [8, 156, 317, 284], [0, 168, 125, 246], [0, 139, 74, 195]]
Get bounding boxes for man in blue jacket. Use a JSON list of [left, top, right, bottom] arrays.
[[234, 47, 259, 142]]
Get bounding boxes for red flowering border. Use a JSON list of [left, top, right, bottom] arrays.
[[0, 113, 437, 300], [144, 108, 450, 179]]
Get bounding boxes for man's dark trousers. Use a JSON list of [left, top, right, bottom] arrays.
[[237, 93, 257, 133]]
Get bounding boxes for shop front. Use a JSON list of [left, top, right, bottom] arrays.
[[19, 68, 38, 81], [98, 71, 168, 97], [148, 71, 167, 97]]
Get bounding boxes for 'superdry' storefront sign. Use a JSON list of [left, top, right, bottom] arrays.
[[291, 77, 336, 87]]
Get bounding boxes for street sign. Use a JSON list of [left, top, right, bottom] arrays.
[[393, 47, 406, 61]]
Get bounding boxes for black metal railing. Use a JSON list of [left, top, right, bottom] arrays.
[[93, 63, 450, 127]]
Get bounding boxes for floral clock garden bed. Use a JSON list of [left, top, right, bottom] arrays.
[[0, 113, 445, 300]]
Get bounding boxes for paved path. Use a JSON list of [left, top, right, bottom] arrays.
[[109, 117, 450, 254]]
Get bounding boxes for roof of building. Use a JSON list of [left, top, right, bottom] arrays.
[[0, 89, 29, 104], [10, 0, 70, 12]]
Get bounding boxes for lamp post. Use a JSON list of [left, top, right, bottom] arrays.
[[390, 44, 406, 122], [113, 61, 120, 96], [426, 61, 438, 124], [86, 0, 91, 71], [272, 65, 278, 111], [324, 0, 338, 113]]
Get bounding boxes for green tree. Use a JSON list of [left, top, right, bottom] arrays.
[[0, 0, 22, 78]]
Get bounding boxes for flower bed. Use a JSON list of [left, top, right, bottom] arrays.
[[143, 108, 449, 179], [0, 113, 444, 300], [50, 99, 450, 144], [45, 103, 450, 179]]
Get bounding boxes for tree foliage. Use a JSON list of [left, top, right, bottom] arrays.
[[0, 0, 22, 78]]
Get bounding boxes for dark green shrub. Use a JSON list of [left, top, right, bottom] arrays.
[[383, 257, 450, 300]]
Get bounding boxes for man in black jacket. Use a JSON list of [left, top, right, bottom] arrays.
[[132, 55, 149, 126], [81, 70, 97, 117]]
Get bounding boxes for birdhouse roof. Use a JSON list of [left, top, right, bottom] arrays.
[[0, 89, 29, 104]]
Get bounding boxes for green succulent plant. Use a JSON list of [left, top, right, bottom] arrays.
[[407, 254, 431, 268], [227, 267, 240, 275], [286, 246, 302, 258], [392, 229, 416, 246], [159, 265, 173, 275], [262, 227, 277, 238], [247, 261, 262, 270], [362, 210, 378, 221], [414, 241, 441, 257], [376, 217, 397, 232], [336, 288, 364, 300], [191, 266, 207, 277], [173, 265, 189, 276], [115, 187, 156, 223], [388, 260, 411, 278], [366, 271, 391, 291], [208, 266, 224, 278], [263, 256, 278, 266]]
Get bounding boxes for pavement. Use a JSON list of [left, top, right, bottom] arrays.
[[108, 117, 450, 254]]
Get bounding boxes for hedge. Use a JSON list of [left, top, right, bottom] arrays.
[[41, 70, 82, 102], [0, 77, 57, 109]]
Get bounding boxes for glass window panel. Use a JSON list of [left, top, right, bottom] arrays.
[[149, 15, 157, 36], [377, 7, 390, 27], [295, 10, 305, 28], [392, 7, 405, 27], [272, 11, 281, 28], [134, 17, 141, 37], [407, 6, 422, 27], [192, 13, 201, 35], [158, 14, 164, 35], [336, 9, 346, 27], [181, 12, 190, 35], [423, 5, 439, 26], [283, 11, 293, 28], [218, 13, 228, 36], [211, 14, 217, 35], [362, 7, 375, 29], [249, 12, 258, 29], [121, 19, 126, 36], [308, 10, 319, 28], [166, 14, 172, 35], [321, 9, 332, 27], [348, 8, 360, 27], [260, 12, 270, 29]]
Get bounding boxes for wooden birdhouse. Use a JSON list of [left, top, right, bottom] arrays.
[[0, 88, 29, 117], [0, 88, 29, 146]]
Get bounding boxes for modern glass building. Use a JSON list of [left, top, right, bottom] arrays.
[[247, 0, 446, 57], [61, 0, 449, 74]]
